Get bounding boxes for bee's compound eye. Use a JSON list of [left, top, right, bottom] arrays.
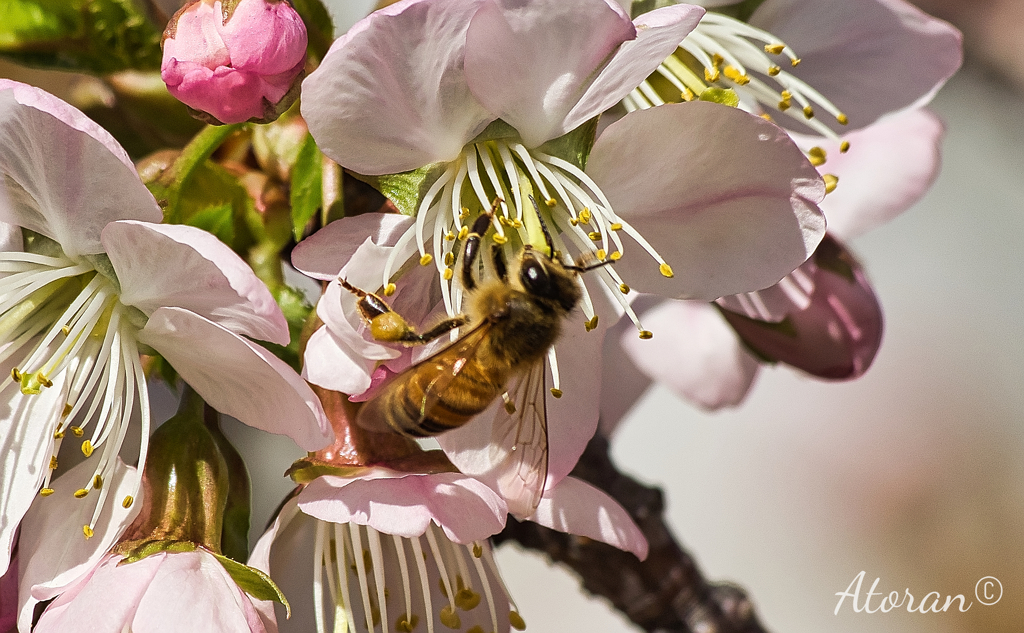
[[520, 259, 552, 297]]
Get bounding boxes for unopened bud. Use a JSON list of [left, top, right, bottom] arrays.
[[161, 0, 307, 125]]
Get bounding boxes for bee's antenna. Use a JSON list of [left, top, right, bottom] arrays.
[[527, 194, 555, 259], [564, 259, 615, 274]]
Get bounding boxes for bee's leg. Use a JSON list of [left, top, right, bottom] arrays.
[[338, 278, 468, 345], [461, 199, 501, 291], [491, 243, 508, 282]]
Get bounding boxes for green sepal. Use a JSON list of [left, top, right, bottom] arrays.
[[213, 552, 291, 617], [812, 235, 857, 284], [117, 539, 199, 566], [260, 284, 313, 372], [698, 87, 740, 107], [0, 0, 163, 74], [290, 133, 324, 241], [356, 162, 448, 217], [713, 0, 769, 22], [289, 0, 334, 62], [470, 119, 518, 144], [204, 418, 252, 565], [536, 115, 599, 172], [21, 229, 64, 258], [713, 303, 794, 364], [286, 458, 365, 485]]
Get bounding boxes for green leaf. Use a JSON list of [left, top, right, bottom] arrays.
[[260, 284, 313, 372], [0, 0, 163, 74], [713, 0, 769, 22], [214, 552, 291, 617], [165, 160, 258, 254], [357, 162, 448, 217], [537, 116, 599, 171], [290, 134, 324, 241]]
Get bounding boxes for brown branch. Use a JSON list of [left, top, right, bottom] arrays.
[[494, 434, 773, 633]]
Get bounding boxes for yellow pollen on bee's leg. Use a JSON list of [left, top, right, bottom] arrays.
[[639, 330, 654, 340], [122, 495, 134, 508], [82, 525, 93, 539], [81, 440, 94, 457], [808, 147, 827, 167], [550, 388, 563, 398], [39, 488, 55, 497], [384, 283, 397, 296], [659, 263, 674, 278], [823, 174, 839, 194], [840, 140, 851, 153], [420, 254, 433, 266]]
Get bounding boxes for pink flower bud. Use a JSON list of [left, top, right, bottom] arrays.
[[161, 0, 307, 124]]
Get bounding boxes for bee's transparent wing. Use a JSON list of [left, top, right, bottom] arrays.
[[489, 362, 549, 519]]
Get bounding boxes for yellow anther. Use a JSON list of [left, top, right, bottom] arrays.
[[10, 368, 20, 381], [704, 66, 720, 82], [419, 254, 433, 266], [711, 53, 724, 67], [767, 65, 781, 76], [122, 495, 134, 508], [510, 611, 527, 631], [808, 147, 827, 167], [639, 330, 654, 340], [545, 198, 557, 207], [396, 615, 419, 633], [609, 251, 622, 261], [836, 113, 849, 125], [723, 66, 750, 85], [780, 90, 792, 100], [659, 263, 674, 278], [492, 234, 508, 245], [62, 403, 73, 418], [93, 475, 103, 489], [71, 426, 84, 437], [511, 219, 523, 228], [595, 249, 607, 261], [445, 231, 456, 241], [459, 206, 470, 219], [467, 626, 484, 633], [840, 140, 851, 153], [609, 223, 623, 231], [82, 525, 94, 539], [579, 208, 592, 224], [74, 488, 89, 499], [550, 388, 563, 398], [81, 440, 94, 457], [440, 605, 461, 629], [760, 113, 774, 121], [53, 429, 64, 440], [61, 325, 70, 336], [458, 226, 469, 240], [455, 588, 481, 611], [384, 283, 397, 296], [791, 58, 801, 67], [764, 44, 785, 55], [39, 488, 55, 497], [619, 283, 630, 294], [803, 105, 815, 119], [504, 400, 516, 415], [569, 217, 578, 226], [443, 268, 454, 281], [37, 372, 52, 388], [472, 543, 483, 558], [584, 315, 599, 332], [49, 456, 58, 470], [498, 216, 510, 226], [588, 231, 602, 241], [823, 174, 839, 194], [778, 99, 791, 111], [681, 87, 695, 102], [445, 252, 455, 266]]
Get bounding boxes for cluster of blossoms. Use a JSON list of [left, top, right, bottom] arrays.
[[0, 0, 960, 631]]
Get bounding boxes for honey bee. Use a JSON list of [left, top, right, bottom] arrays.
[[344, 198, 606, 517]]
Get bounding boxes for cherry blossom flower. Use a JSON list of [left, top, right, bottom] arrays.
[[0, 81, 332, 576], [297, 0, 826, 503], [161, 0, 308, 124]]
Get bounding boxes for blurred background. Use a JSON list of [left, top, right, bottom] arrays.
[[3, 1, 1022, 632]]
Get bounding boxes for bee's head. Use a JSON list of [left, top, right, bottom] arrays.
[[518, 247, 582, 313]]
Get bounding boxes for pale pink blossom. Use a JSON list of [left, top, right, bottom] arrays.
[[0, 81, 331, 577], [161, 0, 307, 124]]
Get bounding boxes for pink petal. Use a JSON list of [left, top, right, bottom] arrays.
[[531, 476, 648, 559], [297, 469, 507, 543], [291, 213, 415, 280], [562, 3, 706, 134], [218, 0, 307, 75], [163, 1, 231, 70], [139, 307, 332, 451], [162, 62, 270, 124], [623, 299, 759, 410], [798, 108, 945, 240], [0, 86, 160, 258], [104, 221, 289, 345], [587, 102, 826, 300], [18, 460, 141, 632], [464, 0, 636, 147], [301, 0, 493, 174], [751, 0, 962, 133]]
